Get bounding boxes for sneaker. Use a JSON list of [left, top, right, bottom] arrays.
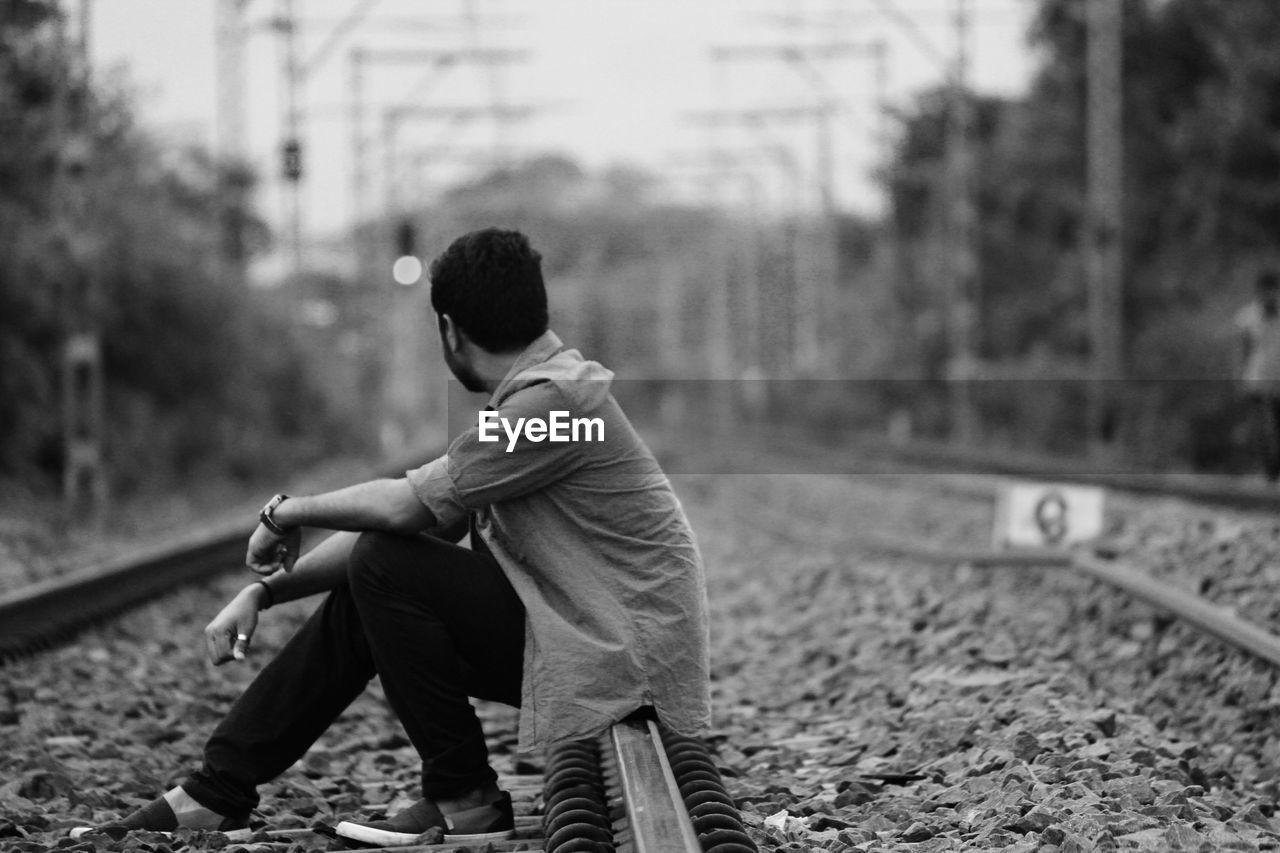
[[335, 791, 515, 846], [69, 787, 251, 842]]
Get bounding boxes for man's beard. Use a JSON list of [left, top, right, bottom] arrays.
[[443, 344, 486, 393]]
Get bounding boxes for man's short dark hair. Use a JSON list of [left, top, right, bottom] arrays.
[[429, 228, 549, 352]]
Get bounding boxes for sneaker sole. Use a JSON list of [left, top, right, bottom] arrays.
[[335, 820, 514, 846], [444, 828, 517, 843], [69, 826, 252, 842]]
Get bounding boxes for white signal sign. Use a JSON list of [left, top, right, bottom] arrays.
[[993, 483, 1107, 549]]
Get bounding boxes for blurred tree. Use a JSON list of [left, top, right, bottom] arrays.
[[0, 1, 361, 498], [879, 0, 1280, 469], [0, 0, 74, 479]]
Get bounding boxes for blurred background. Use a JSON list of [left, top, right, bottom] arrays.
[[2, 0, 1279, 541]]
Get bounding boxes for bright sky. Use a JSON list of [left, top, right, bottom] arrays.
[[90, 0, 1038, 266]]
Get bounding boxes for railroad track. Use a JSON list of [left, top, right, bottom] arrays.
[[0, 521, 250, 660], [855, 525, 1280, 672], [62, 714, 754, 852], [12, 428, 1270, 851], [140, 714, 756, 853], [0, 450, 759, 853], [0, 448, 444, 661], [693, 431, 1280, 674]]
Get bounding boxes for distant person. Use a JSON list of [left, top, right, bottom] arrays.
[[1236, 270, 1280, 481], [70, 228, 710, 846]]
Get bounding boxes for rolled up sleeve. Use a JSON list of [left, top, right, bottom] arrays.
[[405, 454, 469, 530]]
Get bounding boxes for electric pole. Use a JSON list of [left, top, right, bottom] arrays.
[[709, 41, 885, 377], [215, 0, 248, 184], [946, 0, 980, 444], [349, 47, 528, 256], [215, 0, 250, 292], [272, 0, 391, 278], [350, 46, 369, 280], [667, 148, 775, 376], [277, 0, 303, 275], [688, 104, 837, 378], [461, 0, 510, 165], [345, 45, 531, 453], [378, 101, 540, 453], [57, 0, 106, 526], [1086, 0, 1123, 452]]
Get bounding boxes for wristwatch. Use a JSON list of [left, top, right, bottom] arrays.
[[258, 493, 291, 535]]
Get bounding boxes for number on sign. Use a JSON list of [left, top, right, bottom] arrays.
[[1033, 491, 1069, 545]]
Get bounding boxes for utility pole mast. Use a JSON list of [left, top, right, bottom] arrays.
[[349, 47, 529, 262], [461, 0, 510, 165], [1086, 0, 1123, 452], [277, 0, 304, 275], [687, 105, 832, 377], [946, 0, 980, 443], [709, 41, 883, 377], [346, 45, 532, 453], [350, 46, 369, 280], [58, 0, 106, 526], [667, 148, 774, 376], [215, 0, 249, 291], [215, 0, 248, 188], [380, 101, 539, 453]]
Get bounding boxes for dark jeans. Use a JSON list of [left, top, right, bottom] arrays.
[[182, 529, 525, 817]]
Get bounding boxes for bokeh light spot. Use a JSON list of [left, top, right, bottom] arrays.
[[392, 255, 423, 285]]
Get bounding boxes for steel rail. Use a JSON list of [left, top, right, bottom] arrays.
[[700, 427, 1280, 669], [1072, 554, 1280, 669], [0, 521, 249, 660], [255, 720, 736, 851], [609, 718, 704, 853], [862, 534, 1280, 672], [0, 448, 438, 661]]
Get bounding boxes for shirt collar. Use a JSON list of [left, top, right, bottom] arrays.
[[487, 329, 565, 409]]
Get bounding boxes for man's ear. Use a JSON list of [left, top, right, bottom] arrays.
[[438, 313, 461, 351]]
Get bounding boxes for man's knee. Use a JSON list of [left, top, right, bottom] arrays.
[[346, 530, 406, 591], [347, 530, 455, 593]]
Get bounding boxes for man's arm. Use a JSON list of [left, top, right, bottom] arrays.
[[247, 478, 434, 575], [260, 530, 360, 604], [215, 475, 450, 664], [272, 478, 433, 532], [207, 531, 360, 665]]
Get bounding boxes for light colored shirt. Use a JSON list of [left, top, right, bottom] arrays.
[[406, 331, 711, 749], [1236, 301, 1280, 393]]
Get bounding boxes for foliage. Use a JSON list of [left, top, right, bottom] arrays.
[[882, 0, 1280, 471], [0, 1, 362, 498]]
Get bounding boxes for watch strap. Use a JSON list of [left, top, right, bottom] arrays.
[[259, 494, 290, 535]]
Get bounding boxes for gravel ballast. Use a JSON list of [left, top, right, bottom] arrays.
[[2, 470, 1278, 851]]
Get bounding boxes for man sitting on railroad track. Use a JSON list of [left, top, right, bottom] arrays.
[[70, 227, 711, 846]]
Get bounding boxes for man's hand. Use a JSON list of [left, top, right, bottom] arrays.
[[247, 523, 301, 575], [205, 584, 268, 665]]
